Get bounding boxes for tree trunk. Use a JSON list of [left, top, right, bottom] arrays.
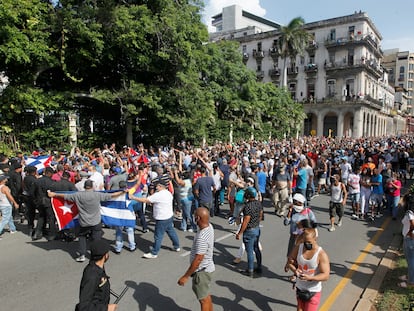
[[126, 117, 133, 147], [280, 57, 288, 88]]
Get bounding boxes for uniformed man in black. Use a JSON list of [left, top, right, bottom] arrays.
[[76, 239, 118, 311], [32, 167, 56, 240], [22, 166, 38, 235]]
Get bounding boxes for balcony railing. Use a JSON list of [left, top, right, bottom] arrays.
[[269, 47, 279, 59], [287, 67, 299, 75], [306, 41, 318, 52], [324, 34, 382, 56], [253, 49, 265, 59], [269, 69, 281, 79], [304, 63, 318, 73], [256, 70, 264, 80], [324, 58, 383, 78]]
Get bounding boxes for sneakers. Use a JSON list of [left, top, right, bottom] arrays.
[[174, 247, 181, 252], [10, 230, 16, 234], [142, 229, 149, 233], [228, 216, 236, 225], [233, 257, 241, 264], [75, 255, 86, 262], [337, 219, 342, 227], [351, 214, 358, 220], [143, 252, 158, 259], [328, 225, 335, 232], [188, 228, 194, 233]]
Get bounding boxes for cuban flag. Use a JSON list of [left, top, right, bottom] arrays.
[[25, 155, 53, 173], [51, 192, 136, 231]]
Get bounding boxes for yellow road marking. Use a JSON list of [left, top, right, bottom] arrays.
[[319, 217, 391, 311]]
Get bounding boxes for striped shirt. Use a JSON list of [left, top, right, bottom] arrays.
[[190, 223, 215, 273]]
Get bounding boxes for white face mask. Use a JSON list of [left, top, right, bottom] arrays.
[[293, 205, 304, 213]]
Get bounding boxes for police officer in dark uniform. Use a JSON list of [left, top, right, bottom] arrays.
[[22, 166, 38, 235], [76, 239, 118, 311], [32, 167, 56, 241]]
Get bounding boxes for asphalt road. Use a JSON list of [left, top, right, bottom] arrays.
[[0, 192, 402, 311]]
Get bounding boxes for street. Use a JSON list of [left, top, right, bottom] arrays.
[[0, 192, 400, 311]]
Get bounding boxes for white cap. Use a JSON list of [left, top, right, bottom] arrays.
[[292, 193, 306, 204]]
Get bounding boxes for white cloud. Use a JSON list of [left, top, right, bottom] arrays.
[[202, 0, 266, 32]]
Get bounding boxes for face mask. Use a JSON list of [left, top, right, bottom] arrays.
[[293, 205, 304, 213], [304, 242, 313, 250]]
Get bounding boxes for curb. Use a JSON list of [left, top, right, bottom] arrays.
[[353, 232, 402, 311]]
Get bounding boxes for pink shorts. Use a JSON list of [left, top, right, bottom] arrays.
[[297, 291, 321, 311]]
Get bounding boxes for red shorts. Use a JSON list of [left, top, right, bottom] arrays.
[[228, 196, 235, 204], [297, 291, 321, 311]]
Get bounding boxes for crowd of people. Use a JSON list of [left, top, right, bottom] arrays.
[[1, 134, 414, 309]]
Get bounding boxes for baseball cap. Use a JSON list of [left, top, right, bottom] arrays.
[[293, 193, 306, 204], [90, 239, 110, 260]]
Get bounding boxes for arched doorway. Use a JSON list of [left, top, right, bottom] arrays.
[[323, 114, 338, 137]]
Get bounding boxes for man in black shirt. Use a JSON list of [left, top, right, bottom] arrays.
[[235, 187, 262, 277], [76, 239, 117, 311]]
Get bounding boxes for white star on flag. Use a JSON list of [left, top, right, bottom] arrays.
[[60, 202, 74, 215]]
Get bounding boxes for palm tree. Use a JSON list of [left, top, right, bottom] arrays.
[[277, 17, 310, 88]]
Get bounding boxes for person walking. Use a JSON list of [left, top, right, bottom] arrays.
[[328, 174, 347, 232], [285, 228, 330, 311], [178, 207, 215, 311], [399, 187, 414, 288], [48, 180, 125, 262], [130, 179, 180, 258], [0, 175, 19, 238], [75, 239, 118, 311], [235, 187, 262, 277]]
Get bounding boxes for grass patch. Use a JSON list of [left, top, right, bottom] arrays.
[[376, 255, 414, 311]]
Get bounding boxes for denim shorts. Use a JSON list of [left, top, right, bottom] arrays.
[[192, 271, 213, 300]]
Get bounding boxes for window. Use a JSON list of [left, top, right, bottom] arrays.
[[329, 52, 335, 64], [300, 56, 305, 65], [400, 66, 405, 81], [289, 83, 296, 99], [307, 83, 315, 99], [327, 80, 336, 97], [257, 42, 262, 52], [309, 54, 315, 64], [348, 26, 355, 40], [242, 45, 247, 53], [329, 29, 336, 41], [346, 79, 355, 99]]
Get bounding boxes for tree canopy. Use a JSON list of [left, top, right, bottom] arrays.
[[0, 0, 305, 151]]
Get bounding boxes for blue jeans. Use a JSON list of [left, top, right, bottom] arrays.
[[180, 197, 196, 231], [152, 217, 180, 255], [220, 187, 227, 204], [131, 193, 148, 231], [403, 237, 414, 285], [243, 227, 262, 271], [115, 226, 136, 252], [386, 194, 400, 218], [232, 202, 244, 218], [0, 205, 16, 234]]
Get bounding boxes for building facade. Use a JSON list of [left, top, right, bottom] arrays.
[[210, 7, 408, 138]]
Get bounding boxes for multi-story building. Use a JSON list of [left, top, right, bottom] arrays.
[[209, 6, 408, 138], [383, 50, 414, 110]]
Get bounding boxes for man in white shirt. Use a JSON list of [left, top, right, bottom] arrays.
[[130, 179, 180, 258]]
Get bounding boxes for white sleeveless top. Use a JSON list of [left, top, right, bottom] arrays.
[[331, 183, 343, 203], [0, 185, 11, 207], [296, 243, 322, 292]]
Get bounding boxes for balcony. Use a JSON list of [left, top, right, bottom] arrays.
[[324, 58, 383, 79], [304, 63, 318, 73], [324, 34, 382, 57], [269, 68, 281, 80], [242, 52, 249, 63], [256, 70, 264, 80], [305, 41, 318, 53], [269, 47, 279, 59], [253, 49, 265, 60], [287, 67, 299, 76]]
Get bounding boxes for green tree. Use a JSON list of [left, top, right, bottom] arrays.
[[277, 17, 310, 88]]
